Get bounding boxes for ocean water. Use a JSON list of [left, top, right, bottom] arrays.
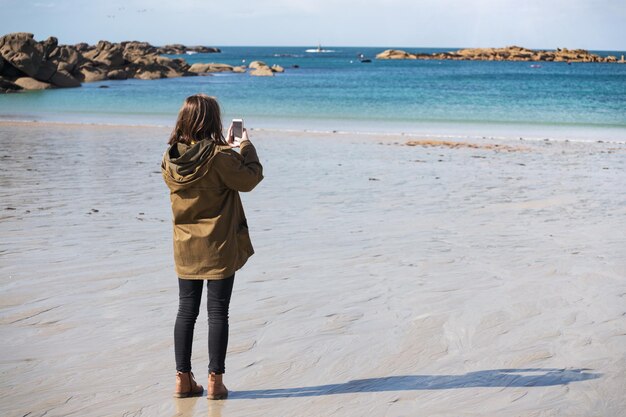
[[1, 46, 625, 141]]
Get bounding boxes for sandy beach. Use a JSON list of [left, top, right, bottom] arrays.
[[1, 121, 625, 416]]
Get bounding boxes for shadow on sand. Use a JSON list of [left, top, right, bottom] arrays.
[[230, 368, 600, 399]]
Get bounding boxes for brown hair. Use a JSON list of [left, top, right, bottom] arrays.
[[168, 94, 227, 145]]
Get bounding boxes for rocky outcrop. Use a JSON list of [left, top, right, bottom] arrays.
[[156, 44, 221, 54], [188, 60, 286, 76], [0, 32, 224, 93], [375, 49, 418, 60], [376, 46, 623, 63], [74, 40, 196, 82], [0, 33, 81, 89], [0, 33, 46, 77], [0, 32, 285, 93], [121, 41, 156, 56], [247, 61, 285, 76], [83, 41, 125, 67], [189, 63, 234, 73]]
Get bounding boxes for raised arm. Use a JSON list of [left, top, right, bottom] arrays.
[[215, 139, 263, 192]]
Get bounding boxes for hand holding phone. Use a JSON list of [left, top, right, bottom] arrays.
[[229, 119, 244, 147]]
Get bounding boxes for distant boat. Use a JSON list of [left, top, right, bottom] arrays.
[[530, 64, 542, 68], [358, 53, 371, 63], [185, 51, 198, 55], [305, 44, 335, 53]]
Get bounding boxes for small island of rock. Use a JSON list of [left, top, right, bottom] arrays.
[[376, 46, 624, 63]]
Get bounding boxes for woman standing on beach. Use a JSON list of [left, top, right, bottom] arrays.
[[161, 94, 263, 399]]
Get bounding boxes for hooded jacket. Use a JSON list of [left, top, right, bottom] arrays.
[[162, 139, 263, 279]]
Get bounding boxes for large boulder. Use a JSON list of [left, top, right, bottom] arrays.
[[83, 41, 125, 68], [0, 32, 44, 77], [188, 63, 211, 73], [246, 61, 284, 76], [376, 49, 417, 59], [250, 66, 274, 77], [189, 63, 233, 73], [14, 77, 52, 90], [122, 41, 156, 57], [48, 45, 83, 73]]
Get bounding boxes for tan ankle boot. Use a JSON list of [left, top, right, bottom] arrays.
[[207, 372, 228, 400], [174, 371, 204, 398]]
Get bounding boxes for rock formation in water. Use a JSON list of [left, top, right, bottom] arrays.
[[0, 33, 221, 93], [0, 33, 288, 92], [189, 63, 235, 73], [247, 61, 285, 77], [376, 46, 624, 63]]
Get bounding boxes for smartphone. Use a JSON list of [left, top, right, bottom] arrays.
[[232, 119, 244, 141]]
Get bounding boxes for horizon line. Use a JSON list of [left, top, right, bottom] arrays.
[[207, 44, 626, 52], [3, 33, 624, 52]]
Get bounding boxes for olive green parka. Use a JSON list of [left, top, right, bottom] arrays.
[[162, 139, 263, 279]]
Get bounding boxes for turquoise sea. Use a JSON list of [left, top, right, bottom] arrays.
[[1, 46, 625, 141]]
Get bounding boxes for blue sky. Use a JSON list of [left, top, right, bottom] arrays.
[[2, 0, 624, 50]]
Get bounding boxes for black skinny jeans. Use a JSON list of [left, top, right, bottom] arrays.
[[174, 275, 234, 375]]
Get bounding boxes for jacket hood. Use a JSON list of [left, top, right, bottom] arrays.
[[162, 140, 221, 191]]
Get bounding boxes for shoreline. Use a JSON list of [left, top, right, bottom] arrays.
[[2, 119, 626, 145]]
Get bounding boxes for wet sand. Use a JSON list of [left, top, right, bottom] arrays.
[[0, 122, 625, 416]]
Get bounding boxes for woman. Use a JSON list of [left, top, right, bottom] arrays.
[[161, 94, 263, 399]]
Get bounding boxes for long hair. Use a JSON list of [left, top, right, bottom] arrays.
[[168, 94, 227, 145]]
